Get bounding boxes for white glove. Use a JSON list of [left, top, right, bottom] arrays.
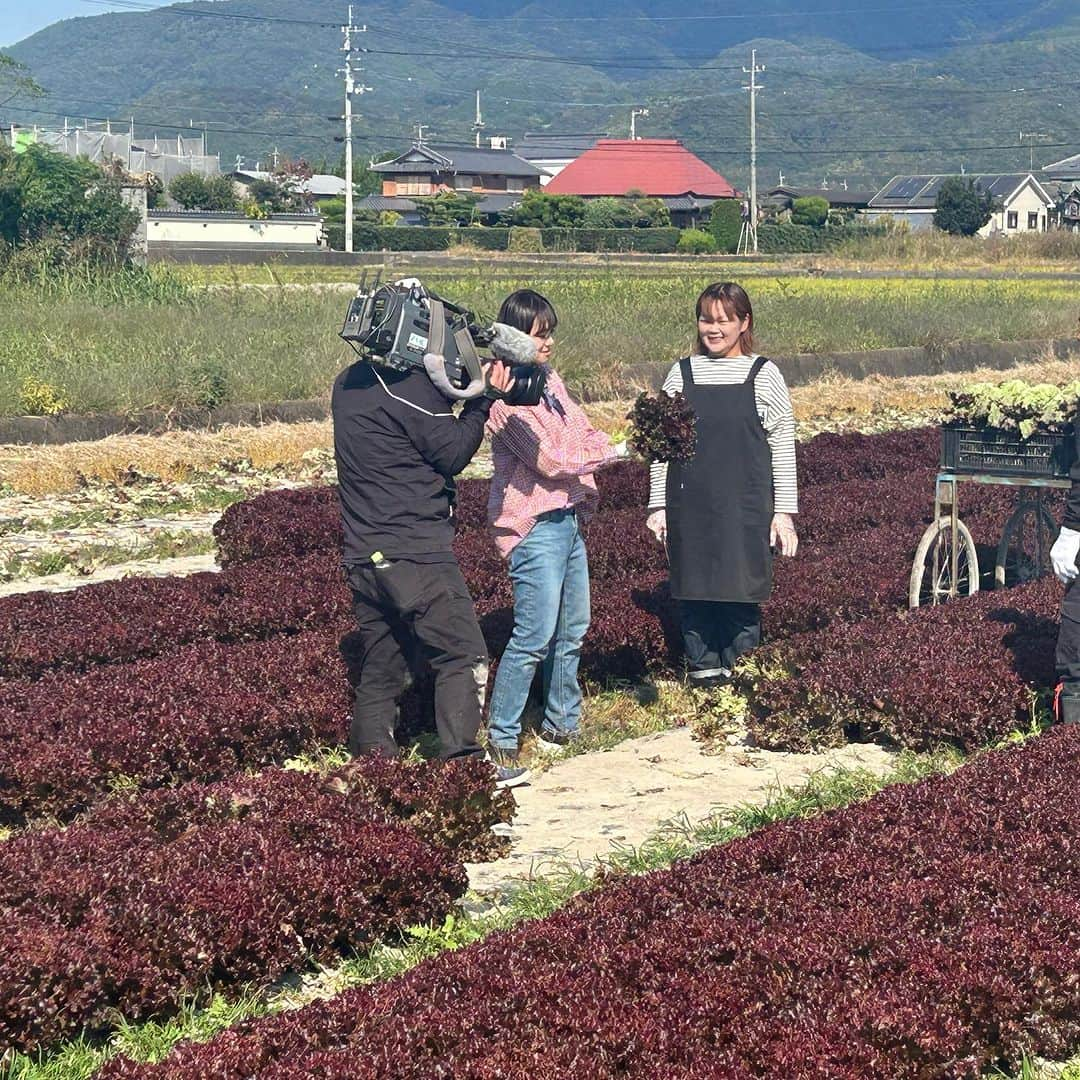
[[1052, 526, 1080, 584], [612, 440, 629, 459], [646, 509, 666, 544]]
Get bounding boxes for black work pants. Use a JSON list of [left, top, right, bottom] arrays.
[[345, 559, 487, 759], [678, 600, 761, 680], [1056, 580, 1080, 724]]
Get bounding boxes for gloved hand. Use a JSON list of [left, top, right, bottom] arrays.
[[1051, 525, 1080, 584], [646, 509, 666, 544], [482, 359, 516, 401], [612, 440, 629, 459]]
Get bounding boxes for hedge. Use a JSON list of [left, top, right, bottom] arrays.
[[324, 225, 685, 253], [708, 197, 743, 253], [324, 220, 891, 253], [508, 225, 543, 252], [0, 755, 513, 1052], [540, 227, 681, 253], [757, 221, 888, 254], [103, 725, 1080, 1079]]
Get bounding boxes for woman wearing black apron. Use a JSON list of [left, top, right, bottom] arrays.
[[646, 282, 799, 686]]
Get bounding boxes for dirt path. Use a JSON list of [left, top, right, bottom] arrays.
[[465, 727, 896, 898], [0, 552, 219, 596]]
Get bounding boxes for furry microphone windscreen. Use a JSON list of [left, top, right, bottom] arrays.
[[488, 323, 539, 366]]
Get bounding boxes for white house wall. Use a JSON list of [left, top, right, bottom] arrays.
[[981, 181, 1051, 236], [532, 159, 570, 186], [147, 217, 323, 246]]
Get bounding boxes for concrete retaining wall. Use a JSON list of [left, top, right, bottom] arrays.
[[3, 337, 1078, 445], [0, 399, 329, 446]]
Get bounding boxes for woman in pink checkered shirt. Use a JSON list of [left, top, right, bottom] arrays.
[[485, 289, 627, 765]]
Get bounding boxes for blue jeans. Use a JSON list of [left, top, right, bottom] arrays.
[[487, 509, 590, 751]]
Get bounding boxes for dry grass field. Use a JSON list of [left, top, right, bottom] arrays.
[[3, 355, 1076, 496], [2, 267, 1078, 416]]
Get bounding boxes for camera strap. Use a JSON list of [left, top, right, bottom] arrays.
[[423, 298, 487, 400]]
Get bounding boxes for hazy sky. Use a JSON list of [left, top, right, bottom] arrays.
[[1, 2, 160, 48]]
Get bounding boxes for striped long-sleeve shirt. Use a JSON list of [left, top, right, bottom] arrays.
[[647, 354, 798, 514]]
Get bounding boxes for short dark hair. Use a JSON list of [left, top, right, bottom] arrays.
[[695, 281, 754, 356], [497, 289, 558, 336]]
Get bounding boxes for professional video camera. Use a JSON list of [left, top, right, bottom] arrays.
[[340, 275, 548, 406]]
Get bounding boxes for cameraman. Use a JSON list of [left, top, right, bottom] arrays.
[[333, 339, 529, 788], [1052, 422, 1080, 725]]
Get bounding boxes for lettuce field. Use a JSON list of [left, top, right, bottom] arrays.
[[1, 423, 1075, 1077]]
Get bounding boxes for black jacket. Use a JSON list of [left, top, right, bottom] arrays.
[[332, 361, 492, 565], [1066, 426, 1080, 532]]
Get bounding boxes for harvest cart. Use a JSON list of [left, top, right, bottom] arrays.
[[909, 426, 1074, 608]]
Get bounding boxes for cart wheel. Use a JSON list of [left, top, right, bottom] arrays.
[[909, 517, 980, 608], [995, 501, 1057, 589]]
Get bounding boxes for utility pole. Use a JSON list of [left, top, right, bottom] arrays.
[[630, 107, 649, 140], [414, 123, 428, 143], [340, 5, 370, 254], [189, 119, 209, 156], [472, 90, 485, 148], [742, 49, 764, 254], [1020, 130, 1051, 172]]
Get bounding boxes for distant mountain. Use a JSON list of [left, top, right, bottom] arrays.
[[5, 0, 1079, 189]]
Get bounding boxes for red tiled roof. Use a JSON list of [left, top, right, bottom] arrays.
[[545, 138, 737, 198]]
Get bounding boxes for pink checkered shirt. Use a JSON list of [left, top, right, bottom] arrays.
[[486, 369, 618, 557]]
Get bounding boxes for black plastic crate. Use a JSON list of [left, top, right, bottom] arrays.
[[941, 425, 1075, 479]]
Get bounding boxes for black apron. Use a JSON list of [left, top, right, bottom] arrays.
[[666, 355, 774, 603]]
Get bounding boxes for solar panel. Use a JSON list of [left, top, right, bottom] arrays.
[[886, 175, 931, 200], [920, 177, 947, 200], [982, 175, 1023, 197], [882, 177, 915, 199]]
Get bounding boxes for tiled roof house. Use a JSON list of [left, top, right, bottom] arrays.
[[544, 138, 738, 226]]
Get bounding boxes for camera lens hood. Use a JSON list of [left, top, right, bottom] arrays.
[[497, 363, 548, 407]]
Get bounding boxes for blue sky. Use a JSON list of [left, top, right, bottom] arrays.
[[2, 2, 157, 47]]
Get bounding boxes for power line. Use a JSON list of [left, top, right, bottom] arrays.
[[21, 64, 1080, 125], [14, 105, 1075, 161], [3, 106, 404, 143], [370, 71, 647, 108]]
